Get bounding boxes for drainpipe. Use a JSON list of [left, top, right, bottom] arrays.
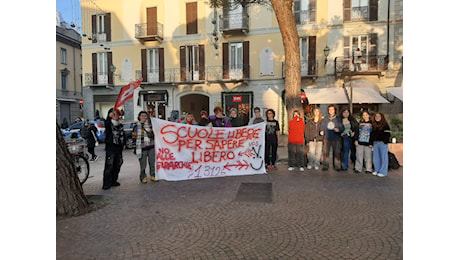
[[387, 0, 390, 61]]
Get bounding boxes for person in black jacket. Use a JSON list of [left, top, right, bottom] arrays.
[[102, 108, 126, 190], [305, 107, 323, 170], [354, 111, 373, 174], [371, 112, 391, 177]]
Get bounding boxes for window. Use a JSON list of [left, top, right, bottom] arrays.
[[299, 36, 316, 76], [148, 48, 160, 82], [230, 42, 243, 79], [223, 41, 249, 80], [92, 13, 111, 43], [97, 14, 105, 33], [61, 71, 68, 90], [294, 0, 316, 24], [344, 0, 377, 22], [60, 48, 67, 64], [300, 38, 308, 73], [98, 52, 108, 84], [186, 45, 200, 81]]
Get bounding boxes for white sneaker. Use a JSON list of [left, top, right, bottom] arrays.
[[372, 172, 378, 176], [288, 167, 295, 171], [299, 167, 305, 171], [314, 166, 320, 170], [307, 165, 312, 170], [377, 173, 386, 177]]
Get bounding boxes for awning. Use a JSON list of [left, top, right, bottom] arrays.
[[304, 87, 389, 104], [386, 87, 403, 101]]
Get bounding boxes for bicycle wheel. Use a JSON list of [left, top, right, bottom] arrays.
[[73, 154, 90, 184]]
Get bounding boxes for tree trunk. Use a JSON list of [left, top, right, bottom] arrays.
[[271, 0, 302, 120], [56, 123, 90, 217]]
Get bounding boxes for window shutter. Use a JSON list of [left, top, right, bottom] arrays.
[[141, 49, 147, 82], [369, 0, 378, 21], [105, 13, 111, 42], [91, 15, 97, 43], [147, 7, 158, 35], [107, 52, 113, 84], [180, 46, 186, 81], [294, 0, 301, 24], [243, 41, 250, 79], [308, 36, 316, 75], [343, 36, 350, 57], [309, 0, 316, 22], [159, 48, 164, 82], [199, 45, 205, 80], [368, 33, 378, 55], [223, 42, 229, 79], [343, 0, 351, 22], [92, 53, 97, 84], [186, 2, 197, 35]]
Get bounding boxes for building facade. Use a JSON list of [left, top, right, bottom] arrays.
[[81, 0, 402, 131], [56, 23, 83, 126]]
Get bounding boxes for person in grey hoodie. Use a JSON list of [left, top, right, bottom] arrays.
[[319, 105, 344, 171]]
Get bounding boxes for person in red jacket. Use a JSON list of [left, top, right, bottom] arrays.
[[288, 110, 306, 171]]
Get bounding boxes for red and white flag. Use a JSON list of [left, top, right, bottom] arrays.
[[114, 78, 143, 109]]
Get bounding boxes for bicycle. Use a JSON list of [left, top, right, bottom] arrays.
[[66, 138, 90, 185]]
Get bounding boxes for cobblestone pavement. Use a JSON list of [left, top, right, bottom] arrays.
[[56, 140, 403, 260]]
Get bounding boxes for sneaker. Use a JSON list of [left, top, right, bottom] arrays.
[[267, 165, 273, 170], [93, 155, 99, 162], [299, 167, 305, 171], [288, 167, 295, 171], [307, 165, 312, 170], [111, 182, 121, 187], [150, 177, 159, 182], [365, 171, 372, 174], [372, 172, 378, 176], [141, 177, 148, 183], [272, 165, 277, 170], [314, 166, 320, 170], [377, 173, 386, 177], [89, 158, 94, 162]]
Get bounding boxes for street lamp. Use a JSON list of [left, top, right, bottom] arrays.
[[323, 45, 330, 65]]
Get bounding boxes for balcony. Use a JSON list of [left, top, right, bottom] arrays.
[[282, 60, 318, 79], [84, 72, 113, 87], [295, 10, 314, 25], [334, 55, 388, 79], [135, 22, 163, 42], [219, 12, 249, 36]]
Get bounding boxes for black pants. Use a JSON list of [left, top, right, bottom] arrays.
[[88, 146, 96, 159], [103, 151, 123, 187], [265, 138, 278, 166]]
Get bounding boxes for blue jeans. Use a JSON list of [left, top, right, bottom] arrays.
[[341, 136, 352, 170], [373, 141, 388, 175]]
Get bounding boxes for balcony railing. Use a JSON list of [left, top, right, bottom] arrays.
[[135, 22, 164, 42], [334, 55, 388, 78], [351, 6, 369, 21], [282, 60, 318, 78], [84, 72, 113, 86], [219, 13, 249, 34], [295, 10, 314, 25]]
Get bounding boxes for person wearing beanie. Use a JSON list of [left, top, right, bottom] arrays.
[[102, 108, 126, 190], [229, 108, 244, 127], [288, 110, 306, 171]]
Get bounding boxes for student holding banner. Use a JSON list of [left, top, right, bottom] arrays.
[[265, 109, 280, 170], [133, 111, 157, 183], [209, 106, 231, 127]]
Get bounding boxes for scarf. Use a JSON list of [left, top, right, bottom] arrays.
[[135, 120, 153, 159]]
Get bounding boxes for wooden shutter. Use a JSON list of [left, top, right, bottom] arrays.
[[159, 48, 164, 82], [294, 0, 301, 24], [308, 36, 316, 75], [107, 52, 113, 84], [186, 2, 197, 35], [199, 45, 205, 80], [369, 0, 378, 21], [343, 0, 351, 22], [343, 36, 350, 56], [243, 41, 250, 79], [141, 49, 147, 82], [368, 33, 378, 68], [147, 7, 158, 35], [105, 13, 111, 42], [222, 42, 229, 79], [91, 15, 97, 43], [92, 53, 97, 84], [309, 0, 316, 22], [180, 46, 186, 81]]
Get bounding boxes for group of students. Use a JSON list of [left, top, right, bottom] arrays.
[[287, 104, 392, 177]]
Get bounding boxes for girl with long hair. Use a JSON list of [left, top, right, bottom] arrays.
[[371, 112, 391, 177]]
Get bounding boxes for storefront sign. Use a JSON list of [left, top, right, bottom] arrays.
[[151, 118, 266, 181], [232, 95, 243, 103]]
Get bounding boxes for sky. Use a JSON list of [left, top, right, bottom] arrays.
[[56, 0, 82, 32]]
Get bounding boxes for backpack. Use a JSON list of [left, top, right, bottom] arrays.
[[80, 126, 90, 139], [388, 152, 400, 170]]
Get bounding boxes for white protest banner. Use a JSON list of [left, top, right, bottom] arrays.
[[151, 118, 266, 181]]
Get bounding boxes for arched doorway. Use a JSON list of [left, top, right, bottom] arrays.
[[180, 94, 209, 122]]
